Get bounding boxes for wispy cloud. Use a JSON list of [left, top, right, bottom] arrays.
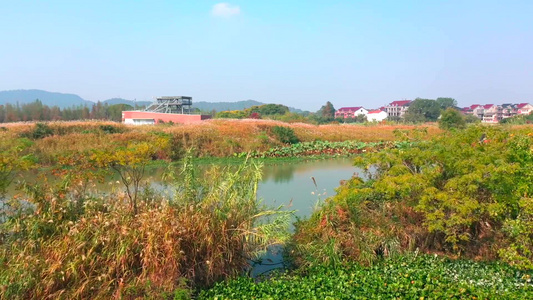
[[211, 3, 241, 17]]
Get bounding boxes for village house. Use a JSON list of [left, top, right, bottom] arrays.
[[366, 110, 388, 122], [517, 103, 533, 115], [481, 104, 503, 123], [383, 100, 411, 118], [501, 104, 517, 119], [462, 102, 531, 123], [335, 106, 368, 119]]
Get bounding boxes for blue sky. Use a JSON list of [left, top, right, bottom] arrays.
[[1, 0, 532, 111]]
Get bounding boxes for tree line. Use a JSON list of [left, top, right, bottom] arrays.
[[0, 100, 136, 123]]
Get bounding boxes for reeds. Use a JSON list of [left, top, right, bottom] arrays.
[[0, 156, 290, 299]]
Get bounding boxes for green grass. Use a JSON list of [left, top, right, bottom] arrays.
[[200, 254, 533, 299]]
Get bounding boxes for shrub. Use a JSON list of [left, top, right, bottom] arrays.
[[271, 126, 299, 144], [28, 122, 53, 139], [438, 107, 466, 130], [291, 126, 533, 267], [99, 124, 121, 134]]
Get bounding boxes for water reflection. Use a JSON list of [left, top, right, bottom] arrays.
[[3, 158, 361, 277], [259, 158, 359, 218]]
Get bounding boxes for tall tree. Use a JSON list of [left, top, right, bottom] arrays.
[[436, 97, 457, 110], [317, 101, 336, 119], [438, 107, 466, 130], [404, 98, 441, 122], [0, 105, 5, 123]]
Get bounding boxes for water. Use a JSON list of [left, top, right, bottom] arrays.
[[259, 158, 360, 219], [4, 157, 361, 275], [253, 158, 360, 276]]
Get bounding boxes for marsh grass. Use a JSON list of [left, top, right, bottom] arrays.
[[0, 154, 290, 299], [1, 120, 442, 166]]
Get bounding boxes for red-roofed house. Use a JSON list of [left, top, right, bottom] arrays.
[[482, 104, 503, 123], [384, 100, 411, 118], [462, 104, 485, 119], [335, 106, 368, 119], [366, 110, 388, 122], [517, 103, 533, 115]]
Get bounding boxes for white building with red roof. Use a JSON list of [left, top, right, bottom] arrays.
[[366, 110, 388, 122], [516, 103, 533, 115], [335, 106, 368, 119], [384, 100, 411, 118]]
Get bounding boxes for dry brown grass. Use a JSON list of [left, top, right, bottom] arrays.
[[0, 158, 289, 299], [2, 120, 443, 164]]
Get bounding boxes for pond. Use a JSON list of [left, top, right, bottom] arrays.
[[4, 157, 361, 275], [253, 158, 361, 276]]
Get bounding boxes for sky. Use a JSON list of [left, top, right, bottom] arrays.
[[1, 0, 532, 111]]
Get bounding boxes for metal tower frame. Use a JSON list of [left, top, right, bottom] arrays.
[[144, 96, 193, 114]]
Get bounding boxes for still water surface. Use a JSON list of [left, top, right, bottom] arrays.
[[254, 158, 360, 276], [6, 158, 361, 275], [259, 158, 359, 218]]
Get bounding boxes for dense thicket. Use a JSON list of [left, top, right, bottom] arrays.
[[291, 126, 533, 269]]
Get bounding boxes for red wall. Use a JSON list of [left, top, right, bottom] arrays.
[[122, 111, 211, 124]]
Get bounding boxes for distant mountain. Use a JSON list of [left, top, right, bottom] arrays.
[[0, 89, 93, 108], [0, 90, 308, 114], [103, 98, 152, 107]]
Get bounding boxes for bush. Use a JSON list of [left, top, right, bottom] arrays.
[[29, 122, 53, 139], [271, 126, 299, 144], [291, 126, 533, 267], [99, 124, 121, 134], [438, 107, 466, 130]]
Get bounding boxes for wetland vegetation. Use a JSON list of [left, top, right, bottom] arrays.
[[1, 120, 532, 299]]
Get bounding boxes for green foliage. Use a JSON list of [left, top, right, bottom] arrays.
[[317, 101, 336, 119], [436, 97, 458, 110], [404, 98, 441, 122], [500, 111, 533, 124], [438, 107, 466, 130], [98, 124, 121, 134], [249, 104, 290, 116], [200, 254, 533, 299], [106, 103, 133, 122], [216, 110, 247, 119], [29, 122, 54, 139], [464, 114, 481, 123], [216, 104, 291, 120], [0, 138, 33, 198], [291, 126, 533, 267], [92, 140, 167, 215], [271, 126, 299, 144], [237, 140, 397, 158], [310, 101, 337, 124]]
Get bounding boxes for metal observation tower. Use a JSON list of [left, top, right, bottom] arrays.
[[144, 96, 193, 114]]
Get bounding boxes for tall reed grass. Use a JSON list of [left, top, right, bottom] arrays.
[[0, 155, 290, 299]]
